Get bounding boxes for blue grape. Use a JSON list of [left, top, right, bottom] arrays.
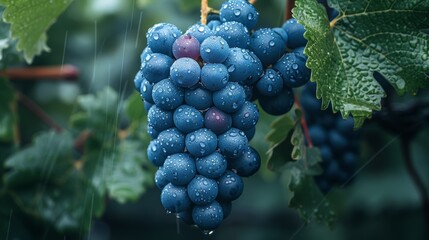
[[336, 116, 355, 136], [207, 20, 222, 30], [232, 101, 259, 131], [273, 52, 310, 88], [155, 167, 169, 189], [217, 170, 243, 201], [133, 71, 144, 92], [340, 152, 357, 171], [152, 79, 184, 110], [163, 153, 196, 186], [173, 105, 204, 133], [140, 79, 154, 103], [319, 144, 333, 161], [156, 128, 185, 155], [309, 125, 327, 146], [186, 23, 214, 44], [201, 63, 229, 91], [178, 209, 194, 225], [247, 51, 264, 85], [213, 82, 246, 113], [250, 28, 286, 66], [242, 85, 254, 101], [328, 130, 348, 152], [215, 21, 250, 48], [147, 139, 168, 167], [196, 152, 227, 179], [161, 183, 191, 213], [141, 53, 174, 83], [200, 36, 231, 63], [147, 105, 174, 132], [170, 57, 201, 88], [184, 87, 213, 111], [204, 107, 232, 135], [258, 87, 294, 116], [192, 201, 223, 230], [219, 201, 232, 219], [140, 47, 152, 64], [281, 18, 307, 49], [185, 128, 218, 157], [147, 23, 182, 57], [228, 146, 261, 177], [223, 48, 256, 84], [243, 127, 256, 141], [218, 128, 248, 158], [187, 175, 219, 205], [256, 69, 283, 97], [144, 101, 153, 112], [172, 34, 201, 60], [272, 27, 288, 44], [147, 124, 159, 139], [219, 0, 259, 30]]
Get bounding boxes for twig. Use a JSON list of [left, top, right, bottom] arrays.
[[0, 65, 79, 81], [73, 130, 92, 154], [400, 136, 429, 225], [285, 0, 295, 21], [201, 0, 209, 25], [294, 96, 313, 148], [249, 0, 257, 5], [17, 92, 63, 133]]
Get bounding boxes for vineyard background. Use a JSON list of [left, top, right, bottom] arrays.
[[1, 0, 428, 239]]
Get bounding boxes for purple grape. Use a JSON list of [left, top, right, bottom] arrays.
[[172, 34, 201, 60], [204, 107, 232, 135]]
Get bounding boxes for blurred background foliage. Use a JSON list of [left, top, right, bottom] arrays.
[[1, 0, 428, 239]]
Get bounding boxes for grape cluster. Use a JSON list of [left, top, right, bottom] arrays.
[[132, 0, 311, 232], [300, 83, 360, 193]]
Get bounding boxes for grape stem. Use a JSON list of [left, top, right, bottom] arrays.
[[400, 136, 429, 226], [17, 92, 63, 133], [249, 0, 257, 5], [1, 65, 79, 81], [201, 0, 210, 25], [285, 0, 295, 21], [294, 96, 313, 148]]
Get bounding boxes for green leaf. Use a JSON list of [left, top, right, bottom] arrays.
[[4, 131, 74, 187], [70, 87, 119, 140], [294, 0, 429, 127], [126, 92, 146, 123], [3, 131, 104, 232], [11, 172, 103, 233], [0, 0, 74, 63], [0, 77, 16, 142], [83, 139, 151, 204], [106, 140, 151, 203], [266, 109, 301, 171], [286, 147, 335, 227]]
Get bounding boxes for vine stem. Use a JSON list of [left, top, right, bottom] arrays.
[[294, 96, 313, 148], [0, 65, 79, 81], [285, 0, 295, 21], [400, 136, 429, 225], [249, 0, 257, 5], [17, 92, 63, 133], [201, 0, 209, 25]]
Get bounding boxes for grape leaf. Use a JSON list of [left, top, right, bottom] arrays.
[[0, 0, 74, 63], [83, 139, 150, 204], [4, 131, 74, 187], [70, 87, 119, 141], [3, 131, 103, 232], [285, 133, 335, 227], [0, 77, 16, 142], [294, 0, 429, 127]]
